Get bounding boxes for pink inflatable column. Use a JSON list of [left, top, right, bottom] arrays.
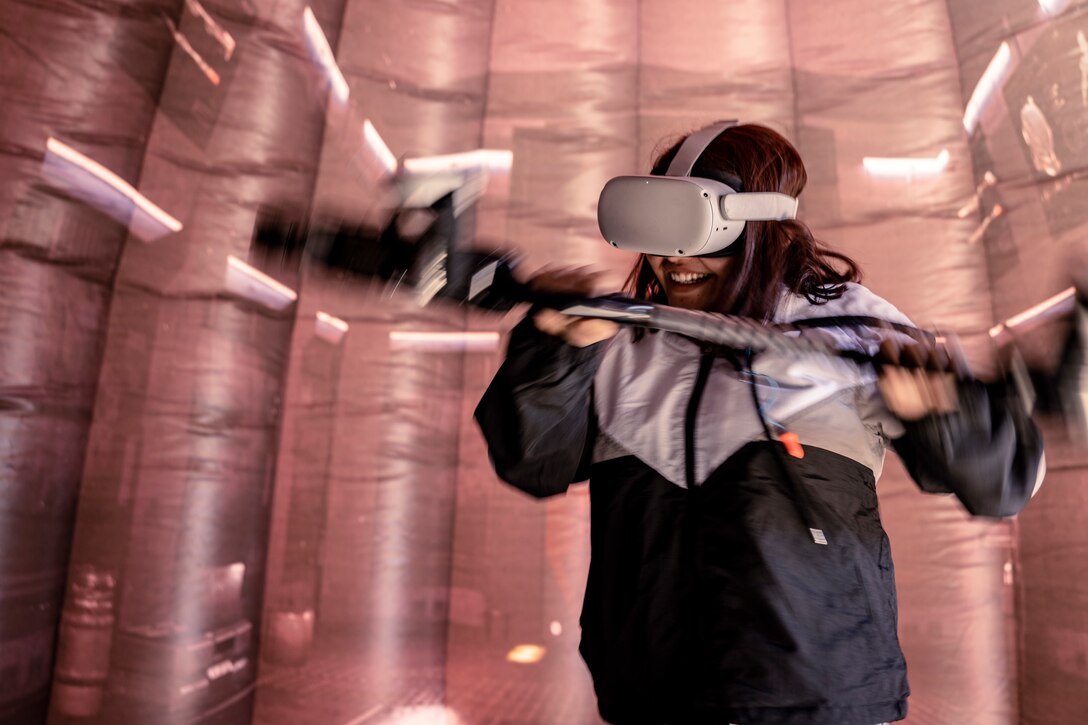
[[0, 1, 182, 720], [48, 0, 345, 722]]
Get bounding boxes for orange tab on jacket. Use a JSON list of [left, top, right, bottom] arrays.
[[778, 431, 804, 459]]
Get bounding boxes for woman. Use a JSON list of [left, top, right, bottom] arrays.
[[474, 123, 1042, 725]]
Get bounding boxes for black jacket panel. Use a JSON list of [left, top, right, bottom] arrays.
[[581, 446, 908, 725]]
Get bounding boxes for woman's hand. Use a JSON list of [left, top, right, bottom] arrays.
[[877, 340, 960, 421], [879, 367, 959, 421], [528, 266, 620, 348]]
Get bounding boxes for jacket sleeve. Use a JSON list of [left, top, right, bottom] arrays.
[[473, 315, 603, 498], [891, 377, 1045, 518]]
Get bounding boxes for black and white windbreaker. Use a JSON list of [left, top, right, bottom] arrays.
[[475, 283, 1043, 725]]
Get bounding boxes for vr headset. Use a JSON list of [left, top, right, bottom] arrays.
[[597, 120, 799, 257]]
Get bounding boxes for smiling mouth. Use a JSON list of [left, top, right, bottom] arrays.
[[667, 271, 712, 285]]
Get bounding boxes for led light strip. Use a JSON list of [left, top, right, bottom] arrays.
[[362, 119, 398, 175], [863, 149, 949, 177], [225, 256, 298, 310], [963, 43, 1012, 134], [44, 137, 183, 241], [989, 286, 1078, 341], [402, 149, 513, 175], [389, 331, 500, 352], [302, 6, 349, 104], [315, 311, 349, 344]]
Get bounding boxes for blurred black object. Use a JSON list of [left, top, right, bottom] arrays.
[[251, 192, 529, 312], [252, 204, 418, 284], [1031, 291, 1087, 438], [253, 193, 450, 286]]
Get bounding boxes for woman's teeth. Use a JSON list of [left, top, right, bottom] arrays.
[[668, 271, 711, 285]]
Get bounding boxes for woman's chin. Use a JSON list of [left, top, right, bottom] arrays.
[[664, 283, 716, 310]]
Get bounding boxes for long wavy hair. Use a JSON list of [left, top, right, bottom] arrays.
[[623, 123, 860, 323]]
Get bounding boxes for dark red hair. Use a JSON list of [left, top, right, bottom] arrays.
[[623, 123, 860, 322]]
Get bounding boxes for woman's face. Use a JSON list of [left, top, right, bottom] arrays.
[[646, 254, 736, 311]]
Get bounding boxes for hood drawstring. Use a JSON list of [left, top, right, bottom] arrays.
[[740, 348, 828, 546]]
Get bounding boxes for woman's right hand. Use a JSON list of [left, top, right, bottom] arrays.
[[528, 266, 620, 348]]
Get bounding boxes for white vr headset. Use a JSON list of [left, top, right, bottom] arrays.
[[597, 120, 799, 257]]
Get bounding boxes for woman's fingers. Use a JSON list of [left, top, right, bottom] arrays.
[[899, 343, 927, 369], [878, 367, 930, 422], [878, 338, 902, 367], [878, 366, 959, 421], [877, 337, 961, 420], [928, 372, 959, 414], [565, 319, 621, 347], [532, 308, 574, 337], [532, 309, 619, 348], [528, 266, 618, 346], [929, 343, 953, 375]]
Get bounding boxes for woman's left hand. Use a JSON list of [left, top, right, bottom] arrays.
[[877, 341, 960, 421], [878, 367, 959, 421]]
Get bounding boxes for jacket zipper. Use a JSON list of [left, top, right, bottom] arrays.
[[684, 349, 716, 489]]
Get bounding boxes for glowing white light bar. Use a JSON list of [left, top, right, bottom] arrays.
[[863, 149, 950, 177], [401, 175, 465, 211], [389, 331, 500, 352], [363, 119, 398, 175], [43, 137, 183, 241], [989, 286, 1078, 340], [375, 705, 467, 725], [165, 17, 220, 85], [302, 6, 349, 105], [1038, 0, 1071, 17], [186, 0, 235, 61], [225, 256, 298, 310], [963, 43, 1012, 134], [505, 644, 546, 664], [402, 149, 513, 176], [315, 310, 349, 344]]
